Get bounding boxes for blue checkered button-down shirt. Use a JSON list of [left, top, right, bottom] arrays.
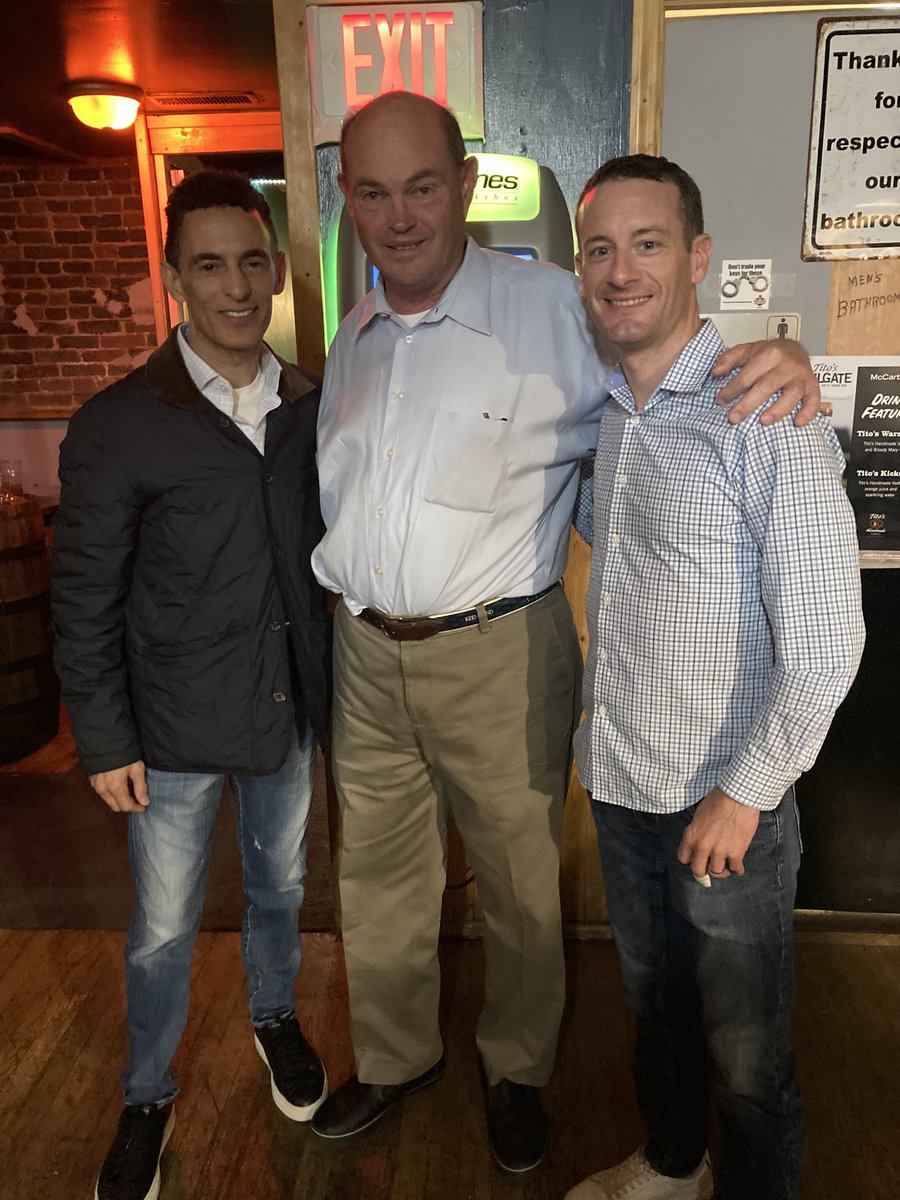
[[574, 321, 865, 813]]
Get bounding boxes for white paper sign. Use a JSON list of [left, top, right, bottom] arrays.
[[803, 18, 900, 260], [719, 260, 772, 310]]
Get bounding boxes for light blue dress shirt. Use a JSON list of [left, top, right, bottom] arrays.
[[313, 239, 607, 615], [575, 320, 865, 813]]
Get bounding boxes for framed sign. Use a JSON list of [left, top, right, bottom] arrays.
[[307, 3, 484, 145], [803, 17, 900, 261]]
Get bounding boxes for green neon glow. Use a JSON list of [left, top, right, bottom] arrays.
[[467, 153, 540, 223], [322, 213, 341, 350]]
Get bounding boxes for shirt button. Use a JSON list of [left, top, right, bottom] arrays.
[[631, 414, 641, 425], [599, 649, 608, 662], [603, 592, 611, 607], [273, 691, 286, 702], [269, 620, 282, 632], [598, 704, 608, 719], [376, 507, 385, 518], [611, 533, 621, 547], [404, 335, 413, 344], [618, 474, 628, 487], [375, 567, 384, 576], [396, 390, 404, 399], [386, 448, 394, 458]]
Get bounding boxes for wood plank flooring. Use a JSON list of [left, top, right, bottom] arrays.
[[0, 932, 897, 1200]]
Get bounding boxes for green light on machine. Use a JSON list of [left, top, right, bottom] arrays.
[[467, 153, 541, 223]]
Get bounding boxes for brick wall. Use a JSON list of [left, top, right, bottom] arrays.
[[0, 158, 157, 419]]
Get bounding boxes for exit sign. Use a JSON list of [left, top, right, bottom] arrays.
[[308, 3, 484, 144]]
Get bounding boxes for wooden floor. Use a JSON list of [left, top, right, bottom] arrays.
[[1, 932, 898, 1200]]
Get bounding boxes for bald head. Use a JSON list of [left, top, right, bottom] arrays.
[[340, 92, 467, 177]]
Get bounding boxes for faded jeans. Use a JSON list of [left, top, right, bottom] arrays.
[[122, 726, 315, 1106], [591, 789, 803, 1200]]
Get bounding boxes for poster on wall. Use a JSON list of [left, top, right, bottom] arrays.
[[812, 356, 900, 550], [803, 17, 900, 260], [718, 259, 771, 310]]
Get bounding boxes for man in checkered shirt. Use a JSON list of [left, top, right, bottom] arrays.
[[566, 156, 865, 1200]]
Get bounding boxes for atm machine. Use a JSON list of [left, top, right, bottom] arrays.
[[323, 152, 576, 344]]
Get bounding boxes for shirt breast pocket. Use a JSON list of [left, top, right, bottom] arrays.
[[423, 409, 511, 514]]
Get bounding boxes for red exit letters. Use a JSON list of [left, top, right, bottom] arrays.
[[342, 11, 455, 108]]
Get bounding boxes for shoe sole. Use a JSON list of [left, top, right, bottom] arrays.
[[311, 1062, 445, 1142], [94, 1108, 174, 1200], [254, 1034, 328, 1122], [490, 1148, 545, 1177]]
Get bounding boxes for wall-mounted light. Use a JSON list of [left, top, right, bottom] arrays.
[[63, 81, 143, 131]]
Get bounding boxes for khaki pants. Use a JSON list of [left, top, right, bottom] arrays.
[[332, 585, 582, 1087]]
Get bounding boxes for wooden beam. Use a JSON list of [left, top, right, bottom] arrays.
[[273, 0, 326, 374], [630, 0, 666, 154]]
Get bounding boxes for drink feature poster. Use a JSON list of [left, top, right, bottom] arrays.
[[815, 357, 900, 550]]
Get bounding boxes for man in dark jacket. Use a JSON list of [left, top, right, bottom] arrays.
[[52, 170, 332, 1200]]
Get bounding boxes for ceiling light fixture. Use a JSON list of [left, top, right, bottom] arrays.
[[64, 81, 143, 131]]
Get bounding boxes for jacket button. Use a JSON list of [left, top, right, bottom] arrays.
[[269, 620, 282, 632], [265, 473, 274, 483], [218, 416, 230, 429], [273, 691, 287, 702]]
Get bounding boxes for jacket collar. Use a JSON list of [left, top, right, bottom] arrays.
[[144, 325, 317, 410]]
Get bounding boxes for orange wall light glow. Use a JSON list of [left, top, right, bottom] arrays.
[[65, 84, 143, 131]]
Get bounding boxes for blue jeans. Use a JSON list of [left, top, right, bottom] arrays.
[[591, 791, 803, 1200], [122, 726, 315, 1106]]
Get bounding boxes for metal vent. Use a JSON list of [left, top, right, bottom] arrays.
[[146, 91, 263, 110]]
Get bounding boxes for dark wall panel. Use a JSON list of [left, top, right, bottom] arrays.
[[795, 570, 900, 914], [317, 0, 632, 251]]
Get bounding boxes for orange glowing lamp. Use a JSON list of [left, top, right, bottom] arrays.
[[64, 82, 143, 131]]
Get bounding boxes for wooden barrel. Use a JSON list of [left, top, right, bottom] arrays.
[[0, 497, 59, 765]]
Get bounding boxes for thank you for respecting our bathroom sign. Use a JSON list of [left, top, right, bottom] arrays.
[[803, 18, 900, 260]]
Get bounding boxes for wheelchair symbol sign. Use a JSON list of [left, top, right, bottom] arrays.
[[720, 259, 772, 311]]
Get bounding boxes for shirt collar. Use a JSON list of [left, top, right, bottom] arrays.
[[177, 323, 281, 393], [352, 237, 492, 340], [609, 319, 728, 407]]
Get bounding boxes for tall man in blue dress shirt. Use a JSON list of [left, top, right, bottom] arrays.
[[566, 156, 865, 1200], [309, 93, 823, 1173]]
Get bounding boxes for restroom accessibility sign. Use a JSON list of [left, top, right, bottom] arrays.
[[803, 18, 900, 260]]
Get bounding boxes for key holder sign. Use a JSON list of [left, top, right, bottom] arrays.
[[307, 3, 485, 144]]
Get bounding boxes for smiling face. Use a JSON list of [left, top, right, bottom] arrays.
[[161, 206, 286, 386], [576, 178, 712, 377], [338, 95, 476, 314]]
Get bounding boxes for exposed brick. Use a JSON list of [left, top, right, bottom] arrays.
[[81, 214, 120, 229], [54, 230, 93, 245], [2, 157, 158, 417], [61, 363, 104, 378], [58, 334, 100, 349]]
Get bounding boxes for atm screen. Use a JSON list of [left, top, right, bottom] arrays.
[[366, 247, 536, 290]]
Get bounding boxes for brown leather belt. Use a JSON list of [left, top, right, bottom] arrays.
[[358, 582, 559, 642]]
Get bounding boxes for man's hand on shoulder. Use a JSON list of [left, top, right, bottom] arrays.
[[677, 787, 760, 883], [89, 761, 150, 813], [712, 339, 820, 428]]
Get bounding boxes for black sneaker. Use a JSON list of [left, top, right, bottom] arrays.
[[254, 1012, 328, 1121], [95, 1102, 174, 1200]]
